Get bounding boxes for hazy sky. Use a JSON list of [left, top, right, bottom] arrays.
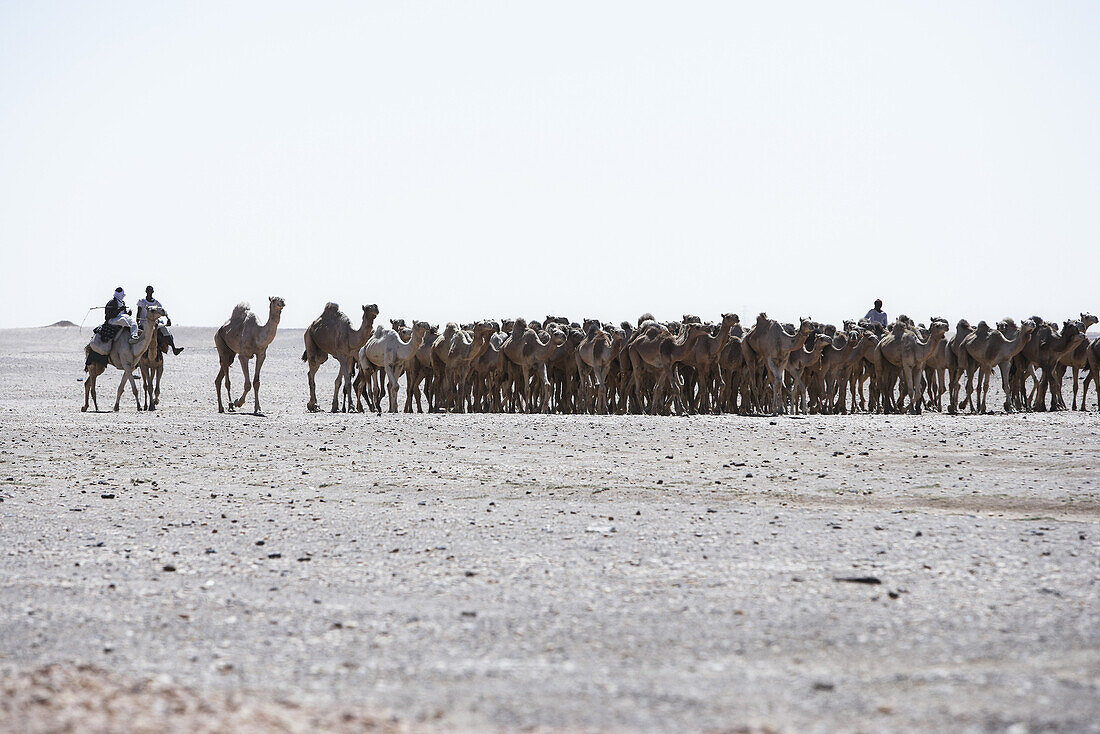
[[2, 1, 1098, 329]]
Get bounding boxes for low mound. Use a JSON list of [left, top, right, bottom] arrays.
[[45, 320, 77, 328]]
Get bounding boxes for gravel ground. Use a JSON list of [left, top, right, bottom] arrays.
[[1, 326, 1098, 733]]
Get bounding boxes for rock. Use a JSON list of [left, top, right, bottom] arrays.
[[834, 576, 881, 585], [162, 564, 176, 572], [100, 493, 115, 499]]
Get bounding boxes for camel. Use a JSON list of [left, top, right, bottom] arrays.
[[400, 324, 442, 413], [1024, 320, 1084, 411], [786, 332, 833, 414], [959, 319, 1036, 413], [137, 330, 173, 411], [302, 303, 379, 413], [436, 321, 498, 412], [502, 319, 567, 413], [626, 321, 710, 415], [1082, 337, 1100, 412], [82, 306, 168, 412], [357, 321, 431, 413], [680, 314, 739, 414], [1055, 313, 1099, 410], [576, 320, 615, 414], [469, 326, 511, 413], [744, 314, 814, 414], [214, 297, 285, 415], [873, 318, 948, 414]]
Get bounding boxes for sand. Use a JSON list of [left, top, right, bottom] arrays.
[[1, 325, 1097, 733]]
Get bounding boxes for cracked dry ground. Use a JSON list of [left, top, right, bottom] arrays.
[[1, 326, 1098, 733]]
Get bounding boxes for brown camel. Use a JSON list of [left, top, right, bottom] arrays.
[[1055, 313, 1099, 410], [82, 306, 168, 412], [626, 321, 710, 415], [1082, 337, 1100, 412], [960, 319, 1036, 413], [873, 318, 948, 414], [438, 321, 498, 413], [214, 297, 285, 415], [744, 314, 814, 414], [302, 303, 378, 413], [787, 332, 833, 414], [680, 313, 739, 414], [137, 331, 172, 411], [502, 319, 567, 413], [576, 320, 615, 414]]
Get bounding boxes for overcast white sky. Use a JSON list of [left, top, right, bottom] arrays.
[[2, 1, 1098, 329]]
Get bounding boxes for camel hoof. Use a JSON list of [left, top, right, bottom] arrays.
[[218, 407, 225, 413], [113, 407, 119, 412], [81, 406, 88, 413]]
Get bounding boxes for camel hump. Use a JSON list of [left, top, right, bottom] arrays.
[[373, 324, 386, 338], [231, 303, 250, 319], [323, 302, 340, 314]]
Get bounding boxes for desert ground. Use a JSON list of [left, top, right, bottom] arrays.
[[1, 325, 1097, 733]]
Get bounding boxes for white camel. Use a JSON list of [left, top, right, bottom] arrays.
[[357, 321, 431, 413]]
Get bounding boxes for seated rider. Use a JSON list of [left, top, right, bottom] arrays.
[[105, 287, 142, 343], [136, 285, 184, 355]]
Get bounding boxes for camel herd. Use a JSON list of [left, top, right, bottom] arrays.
[[84, 298, 1100, 416], [210, 300, 1099, 417]]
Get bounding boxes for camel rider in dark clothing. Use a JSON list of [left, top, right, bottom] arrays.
[[136, 285, 184, 355], [105, 287, 142, 343]]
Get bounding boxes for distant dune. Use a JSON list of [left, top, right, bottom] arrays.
[[45, 320, 77, 328]]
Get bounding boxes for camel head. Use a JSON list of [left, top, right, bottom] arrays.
[[798, 317, 814, 336], [362, 304, 379, 320], [583, 319, 601, 335], [501, 319, 515, 333], [268, 296, 286, 313], [474, 320, 498, 338], [390, 318, 406, 330], [528, 320, 543, 331], [412, 320, 431, 337], [1081, 312, 1098, 331], [142, 305, 168, 323], [1020, 319, 1037, 336], [929, 319, 950, 338], [1062, 320, 1085, 344]]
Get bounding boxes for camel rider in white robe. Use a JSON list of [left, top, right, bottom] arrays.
[[105, 287, 142, 343], [136, 285, 184, 355]]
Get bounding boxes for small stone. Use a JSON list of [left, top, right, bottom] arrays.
[[162, 564, 176, 572], [101, 493, 115, 499]]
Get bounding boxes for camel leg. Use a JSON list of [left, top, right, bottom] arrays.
[[1072, 366, 1081, 411], [998, 362, 1014, 413], [234, 355, 252, 408], [83, 364, 102, 412], [386, 364, 400, 413], [331, 359, 346, 413], [251, 353, 266, 414], [215, 358, 232, 413], [114, 368, 130, 412], [305, 355, 325, 412]]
